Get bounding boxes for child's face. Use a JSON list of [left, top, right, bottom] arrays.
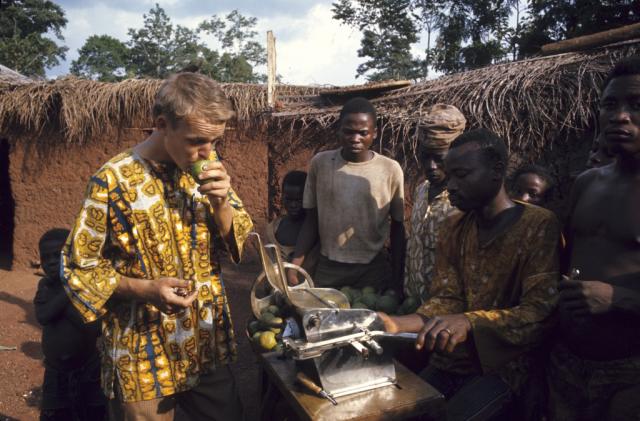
[[511, 173, 549, 206], [282, 185, 304, 220], [160, 116, 225, 171], [39, 240, 64, 280], [338, 113, 376, 160]]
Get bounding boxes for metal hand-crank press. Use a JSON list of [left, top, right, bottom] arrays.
[[249, 233, 417, 404]]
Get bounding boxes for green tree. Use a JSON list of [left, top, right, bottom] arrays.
[[126, 4, 186, 78], [520, 0, 640, 57], [429, 0, 513, 73], [199, 9, 267, 82], [70, 35, 129, 81], [332, 0, 422, 81], [0, 0, 68, 77]]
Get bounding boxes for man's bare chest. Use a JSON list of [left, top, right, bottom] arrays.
[[572, 182, 640, 243]]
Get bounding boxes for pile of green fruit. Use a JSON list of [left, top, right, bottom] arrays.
[[339, 286, 420, 315], [247, 305, 285, 353]]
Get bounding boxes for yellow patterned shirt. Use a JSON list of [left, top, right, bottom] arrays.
[[417, 203, 560, 389], [61, 149, 253, 402], [404, 180, 455, 302]]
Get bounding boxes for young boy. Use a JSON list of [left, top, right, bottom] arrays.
[[266, 171, 318, 276], [34, 228, 105, 421], [510, 164, 555, 207], [288, 97, 405, 291]]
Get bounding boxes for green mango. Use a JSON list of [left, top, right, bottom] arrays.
[[267, 305, 281, 316], [377, 295, 400, 314], [362, 286, 377, 295], [401, 296, 420, 314], [248, 320, 260, 336], [190, 160, 214, 185], [351, 301, 369, 309], [360, 293, 378, 309]]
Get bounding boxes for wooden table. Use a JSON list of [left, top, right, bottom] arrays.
[[258, 352, 445, 421]]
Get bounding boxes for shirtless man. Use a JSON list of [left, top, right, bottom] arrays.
[[550, 57, 640, 420]]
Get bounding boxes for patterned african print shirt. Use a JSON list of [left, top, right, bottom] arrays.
[[404, 180, 455, 303], [417, 204, 560, 389], [61, 149, 253, 402]]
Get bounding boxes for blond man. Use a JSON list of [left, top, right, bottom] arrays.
[[62, 73, 253, 420]]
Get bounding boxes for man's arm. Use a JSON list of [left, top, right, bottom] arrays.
[[288, 208, 319, 285], [380, 216, 467, 351], [390, 219, 406, 291], [33, 279, 69, 325]]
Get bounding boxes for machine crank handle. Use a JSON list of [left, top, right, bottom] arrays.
[[296, 372, 338, 405], [376, 332, 419, 344]]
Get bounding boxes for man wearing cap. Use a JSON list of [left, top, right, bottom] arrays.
[[404, 104, 466, 303]]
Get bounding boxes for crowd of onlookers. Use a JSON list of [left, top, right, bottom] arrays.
[[33, 57, 640, 421]]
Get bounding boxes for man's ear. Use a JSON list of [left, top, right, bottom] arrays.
[[155, 115, 168, 130], [492, 160, 506, 181]]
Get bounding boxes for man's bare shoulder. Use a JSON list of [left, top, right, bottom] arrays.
[[573, 163, 616, 196]]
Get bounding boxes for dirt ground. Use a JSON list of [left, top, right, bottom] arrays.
[[0, 260, 264, 421]]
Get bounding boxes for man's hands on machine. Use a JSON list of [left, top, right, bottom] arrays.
[[116, 277, 197, 315], [378, 312, 471, 354]]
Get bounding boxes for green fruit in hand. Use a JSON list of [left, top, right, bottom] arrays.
[[252, 331, 262, 342], [248, 320, 260, 336], [360, 293, 378, 309], [377, 295, 400, 314], [259, 331, 277, 351], [190, 160, 213, 185], [352, 301, 369, 309], [362, 286, 376, 295]]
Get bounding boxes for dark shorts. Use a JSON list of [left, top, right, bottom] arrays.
[[314, 251, 392, 290], [548, 344, 640, 421], [40, 354, 106, 420]]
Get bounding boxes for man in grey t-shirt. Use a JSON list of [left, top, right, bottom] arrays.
[[288, 97, 405, 291]]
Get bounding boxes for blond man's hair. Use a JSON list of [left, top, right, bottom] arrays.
[[152, 72, 235, 127]]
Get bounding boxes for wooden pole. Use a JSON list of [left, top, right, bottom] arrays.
[[267, 30, 276, 108], [541, 23, 640, 56]]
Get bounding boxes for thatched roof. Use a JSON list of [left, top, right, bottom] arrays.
[[272, 39, 640, 165], [1, 38, 639, 159], [0, 77, 321, 144]]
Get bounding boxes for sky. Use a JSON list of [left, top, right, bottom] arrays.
[[46, 0, 375, 86]]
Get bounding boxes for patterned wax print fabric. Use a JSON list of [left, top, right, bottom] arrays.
[[61, 149, 253, 402], [403, 180, 455, 303], [417, 204, 560, 390]]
